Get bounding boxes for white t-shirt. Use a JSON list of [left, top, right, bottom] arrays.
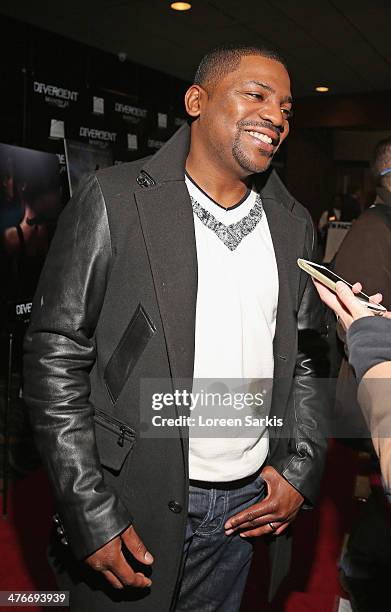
[[186, 174, 279, 481]]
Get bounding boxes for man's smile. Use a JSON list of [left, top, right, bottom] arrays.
[[237, 121, 281, 157], [242, 127, 279, 154], [247, 131, 273, 144]]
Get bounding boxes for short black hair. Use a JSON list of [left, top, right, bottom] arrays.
[[194, 42, 288, 89], [372, 136, 391, 188]]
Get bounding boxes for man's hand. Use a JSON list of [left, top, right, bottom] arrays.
[[85, 525, 153, 589], [224, 466, 304, 538]]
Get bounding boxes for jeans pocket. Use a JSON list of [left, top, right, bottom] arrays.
[[195, 489, 228, 536]]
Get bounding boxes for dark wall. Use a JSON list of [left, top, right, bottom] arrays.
[[285, 129, 335, 222], [294, 91, 391, 131]]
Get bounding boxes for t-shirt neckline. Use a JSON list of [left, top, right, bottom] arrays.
[[185, 171, 251, 211]]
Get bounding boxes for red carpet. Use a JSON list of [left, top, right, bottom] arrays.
[[0, 470, 56, 611], [0, 441, 359, 611], [241, 441, 359, 611]]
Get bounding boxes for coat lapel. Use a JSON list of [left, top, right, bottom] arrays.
[[135, 181, 197, 391], [260, 184, 307, 380], [134, 124, 197, 397]]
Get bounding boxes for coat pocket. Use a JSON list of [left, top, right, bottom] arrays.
[[104, 304, 156, 404], [94, 408, 136, 472]]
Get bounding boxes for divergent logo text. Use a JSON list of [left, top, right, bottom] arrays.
[[34, 81, 79, 102]]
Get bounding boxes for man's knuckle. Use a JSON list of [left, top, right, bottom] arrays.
[[130, 576, 142, 588], [90, 559, 104, 571]]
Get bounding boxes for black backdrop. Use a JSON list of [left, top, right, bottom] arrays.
[[0, 14, 189, 164]]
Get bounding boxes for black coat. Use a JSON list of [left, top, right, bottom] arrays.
[[23, 123, 328, 611]]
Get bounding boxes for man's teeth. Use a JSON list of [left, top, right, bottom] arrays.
[[247, 131, 273, 144]]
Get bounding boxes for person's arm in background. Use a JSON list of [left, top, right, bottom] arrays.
[[314, 280, 391, 489]]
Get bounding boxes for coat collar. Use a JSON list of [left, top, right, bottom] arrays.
[[139, 123, 191, 185]]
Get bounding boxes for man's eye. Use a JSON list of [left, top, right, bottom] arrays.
[[281, 108, 293, 119], [247, 92, 263, 100]]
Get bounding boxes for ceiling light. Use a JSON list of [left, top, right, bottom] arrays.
[[315, 86, 329, 93], [171, 2, 192, 11]]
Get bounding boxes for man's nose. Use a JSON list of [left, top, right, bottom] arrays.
[[257, 101, 284, 130]]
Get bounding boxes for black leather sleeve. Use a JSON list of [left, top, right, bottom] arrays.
[[23, 175, 132, 559], [272, 217, 329, 506]]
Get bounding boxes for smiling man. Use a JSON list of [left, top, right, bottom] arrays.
[[24, 43, 328, 612]]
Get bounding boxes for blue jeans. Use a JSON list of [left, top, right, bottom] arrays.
[[175, 475, 265, 612]]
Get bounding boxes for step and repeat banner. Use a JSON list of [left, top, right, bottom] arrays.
[[28, 74, 186, 163]]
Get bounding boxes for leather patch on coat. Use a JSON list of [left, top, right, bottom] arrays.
[[104, 304, 156, 403]]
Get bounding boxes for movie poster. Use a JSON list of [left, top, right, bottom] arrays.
[[64, 139, 113, 196], [0, 143, 65, 334]]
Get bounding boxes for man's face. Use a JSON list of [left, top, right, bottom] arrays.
[[190, 55, 292, 177]]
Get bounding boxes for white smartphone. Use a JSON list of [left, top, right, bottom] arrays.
[[297, 258, 387, 313]]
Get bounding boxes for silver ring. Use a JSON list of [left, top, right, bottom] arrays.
[[269, 522, 277, 531]]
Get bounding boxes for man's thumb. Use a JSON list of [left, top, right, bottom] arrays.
[[121, 525, 154, 564]]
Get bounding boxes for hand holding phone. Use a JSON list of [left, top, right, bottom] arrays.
[[316, 279, 390, 333], [297, 259, 386, 313]]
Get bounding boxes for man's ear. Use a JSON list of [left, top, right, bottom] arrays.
[[184, 85, 207, 118]]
